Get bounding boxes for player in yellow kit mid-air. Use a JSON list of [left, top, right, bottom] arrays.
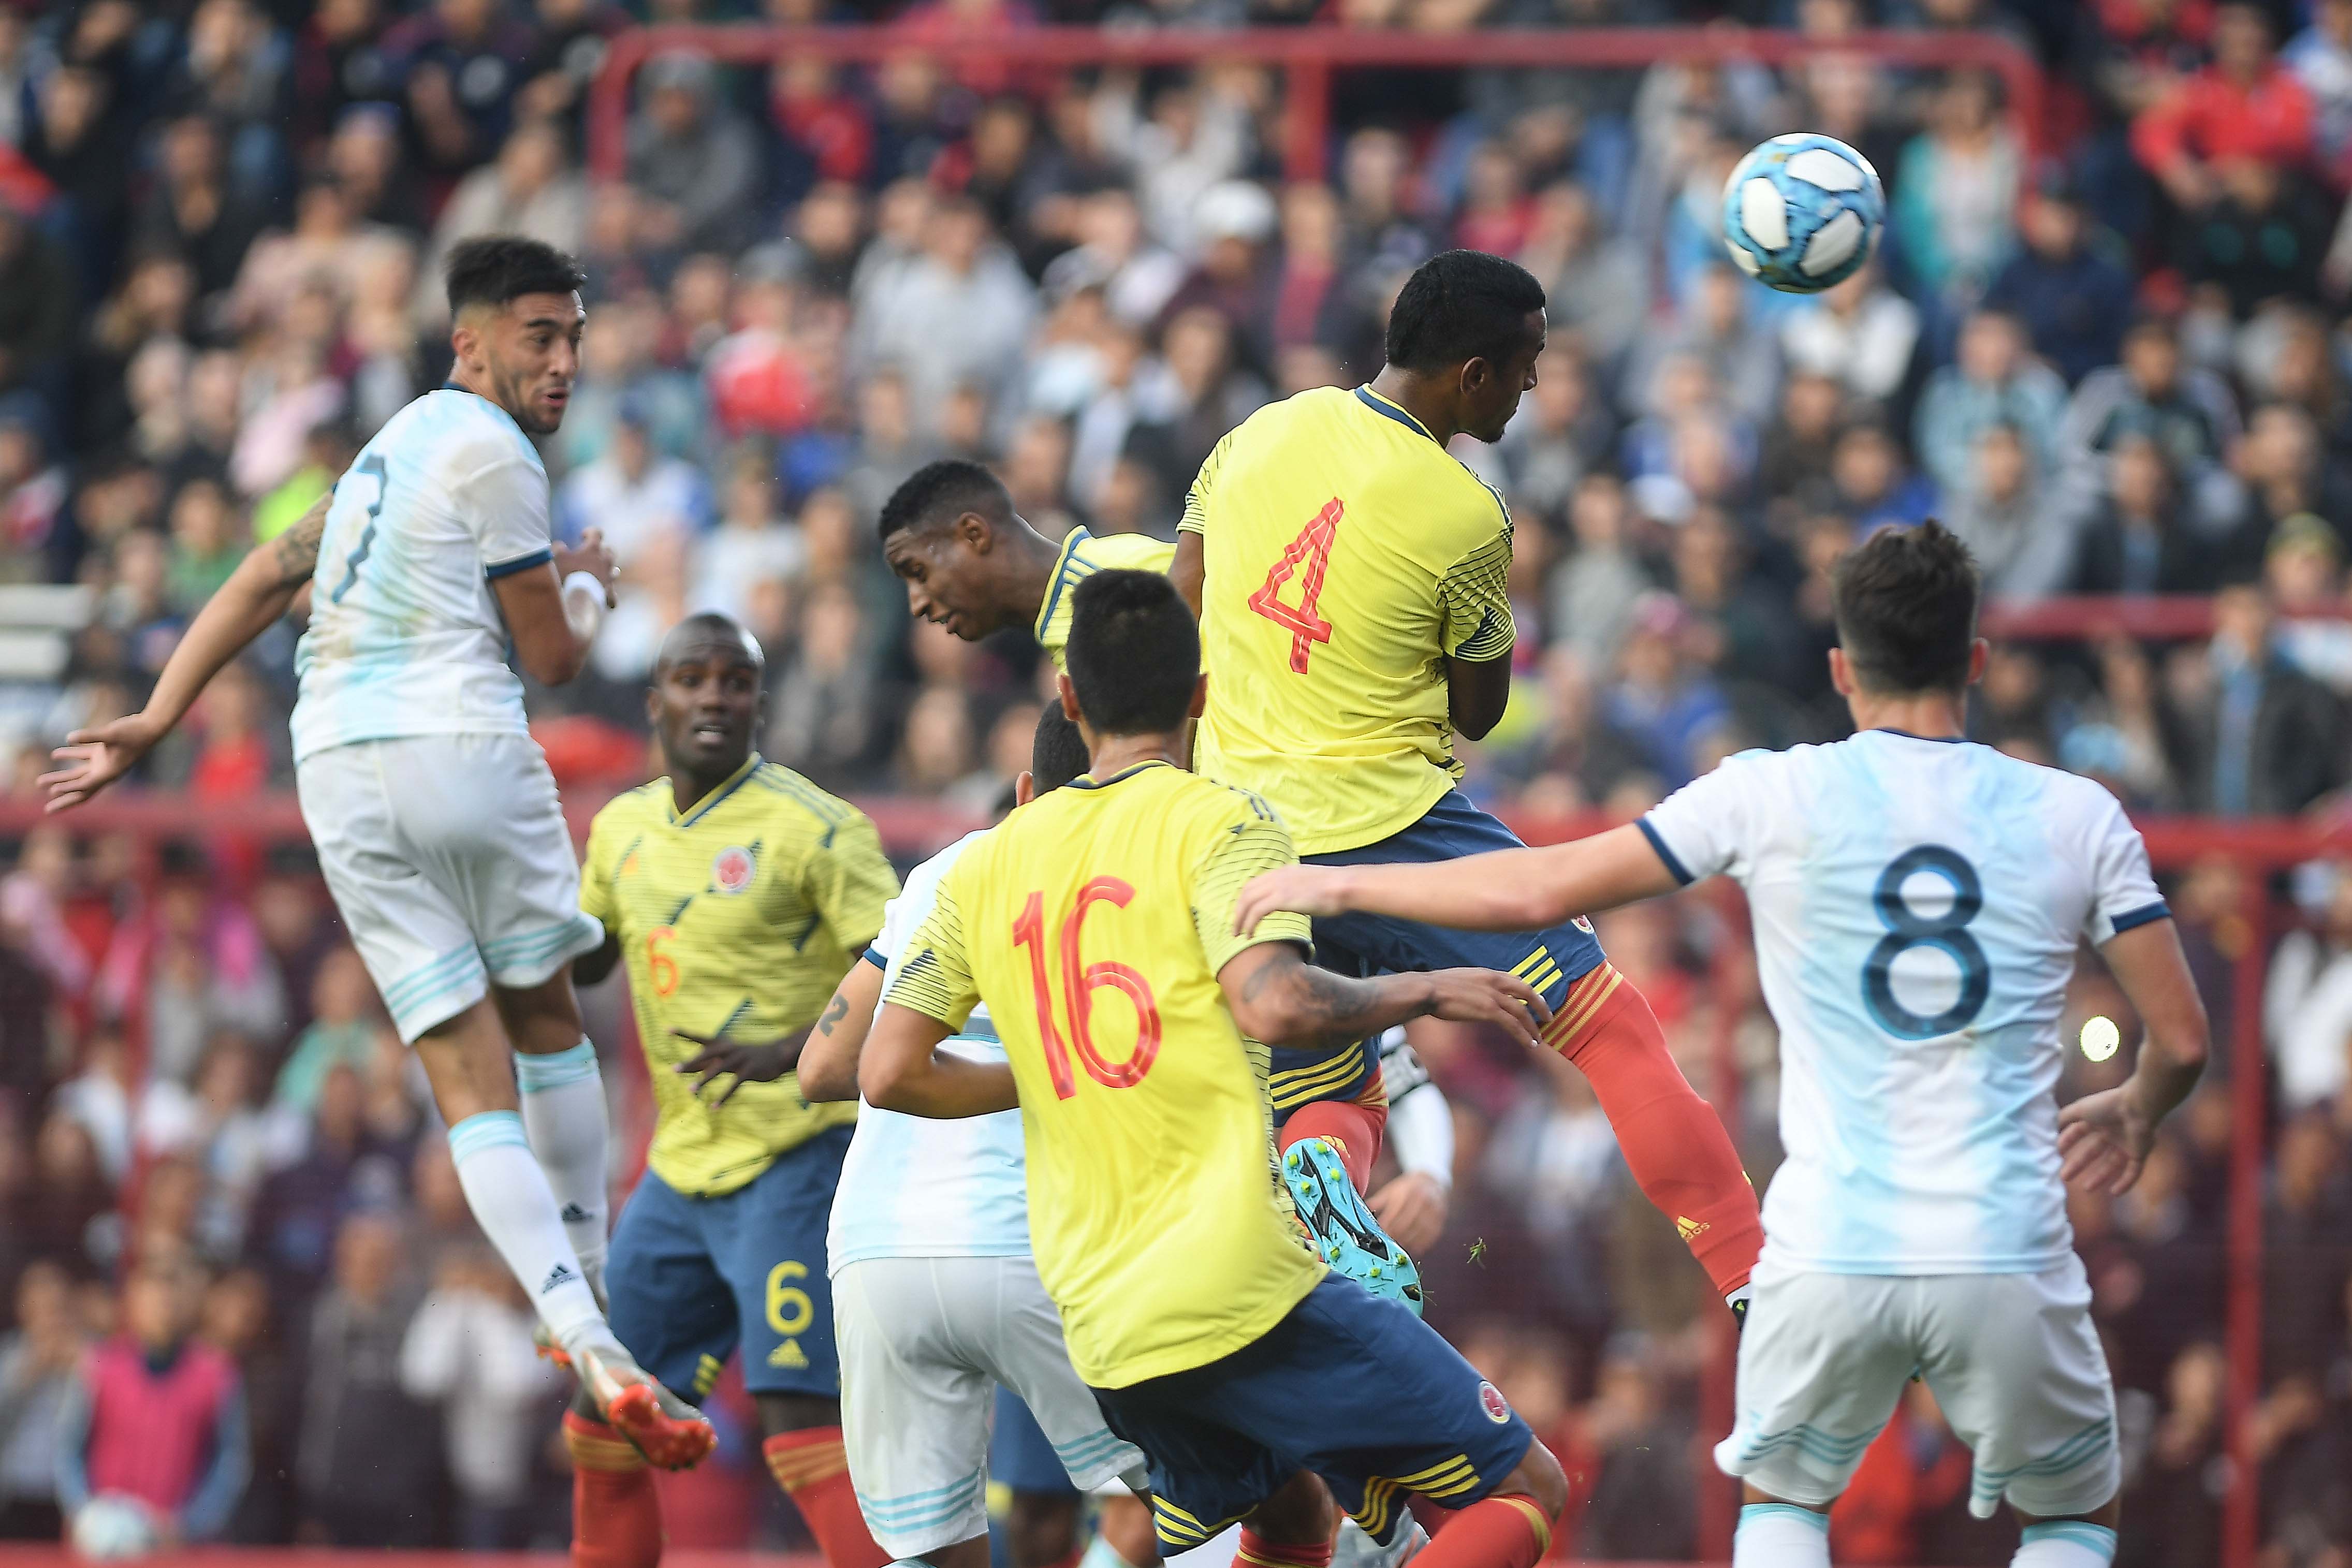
[[1171, 248, 1764, 1322]]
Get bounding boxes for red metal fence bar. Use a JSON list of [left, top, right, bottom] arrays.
[[583, 25, 2046, 188]]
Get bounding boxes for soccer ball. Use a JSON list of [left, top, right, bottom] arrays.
[[70, 1496, 159, 1560], [1720, 133, 1885, 294]]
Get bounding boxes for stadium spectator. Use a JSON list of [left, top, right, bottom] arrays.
[[1779, 260, 1922, 404], [399, 1244, 561, 1548], [54, 1259, 250, 1548], [1912, 306, 2069, 497], [625, 51, 763, 255], [2163, 581, 2347, 815], [0, 1261, 81, 1541], [295, 1211, 434, 1545]]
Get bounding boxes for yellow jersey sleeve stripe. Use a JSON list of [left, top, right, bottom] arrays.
[[1191, 796, 1312, 976], [885, 874, 978, 1028], [1033, 527, 1094, 643]]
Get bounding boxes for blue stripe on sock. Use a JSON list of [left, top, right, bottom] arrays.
[[2021, 1521, 2117, 1560], [516, 1040, 600, 1091], [1737, 1503, 1829, 1534], [448, 1109, 530, 1163]]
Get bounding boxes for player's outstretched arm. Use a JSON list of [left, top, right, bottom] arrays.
[[1444, 652, 1513, 741], [2058, 918, 2210, 1195], [1218, 942, 1550, 1051], [1233, 823, 1681, 939], [490, 529, 619, 686], [860, 1002, 1018, 1119], [42, 492, 332, 812], [793, 961, 884, 1103]]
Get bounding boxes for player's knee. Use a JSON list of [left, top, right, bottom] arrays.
[[1249, 1470, 1337, 1546], [1003, 1491, 1080, 1567], [755, 1392, 842, 1435], [1502, 1437, 1569, 1526]]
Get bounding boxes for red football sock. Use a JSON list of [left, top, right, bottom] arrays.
[[565, 1411, 664, 1568], [1234, 1525, 1336, 1568], [1279, 1100, 1387, 1191], [765, 1427, 890, 1568], [1545, 967, 1763, 1298], [1411, 1496, 1551, 1568]]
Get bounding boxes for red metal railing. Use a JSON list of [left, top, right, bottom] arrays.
[[582, 25, 2047, 189]]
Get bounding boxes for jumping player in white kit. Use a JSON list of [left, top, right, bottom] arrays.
[[44, 236, 714, 1469], [1231, 521, 2211, 1568]]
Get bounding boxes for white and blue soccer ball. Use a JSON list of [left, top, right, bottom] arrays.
[[1720, 133, 1886, 294], [70, 1496, 160, 1560]]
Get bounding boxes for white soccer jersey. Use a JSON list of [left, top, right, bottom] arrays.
[[1640, 730, 2168, 1276], [827, 832, 1031, 1273], [290, 388, 555, 763]]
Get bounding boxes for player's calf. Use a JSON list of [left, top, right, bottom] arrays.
[[1406, 1441, 1565, 1568]]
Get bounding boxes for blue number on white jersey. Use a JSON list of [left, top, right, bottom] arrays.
[[1641, 731, 2169, 1276], [290, 388, 556, 764]]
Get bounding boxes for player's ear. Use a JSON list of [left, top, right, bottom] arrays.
[[1828, 645, 1854, 699], [956, 511, 993, 552], [644, 677, 663, 727], [1057, 671, 1082, 725], [1187, 671, 1207, 721], [1014, 770, 1035, 808], [1966, 637, 1991, 687]]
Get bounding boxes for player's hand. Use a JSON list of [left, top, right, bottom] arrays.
[[1232, 866, 1354, 935], [2057, 1085, 2158, 1195], [673, 1030, 804, 1106], [39, 711, 167, 813], [555, 529, 620, 608], [1369, 1170, 1450, 1255], [1422, 968, 1550, 1049]]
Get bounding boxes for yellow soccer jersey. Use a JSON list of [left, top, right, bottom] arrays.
[[884, 760, 1325, 1388], [1034, 526, 1178, 669], [580, 755, 898, 1197], [1180, 385, 1516, 855]]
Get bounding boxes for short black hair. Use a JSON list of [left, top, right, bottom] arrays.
[[878, 459, 1011, 542], [655, 611, 765, 676], [1063, 570, 1198, 736], [1831, 521, 1982, 695], [1030, 704, 1091, 794], [446, 236, 587, 317], [1384, 250, 1547, 374]]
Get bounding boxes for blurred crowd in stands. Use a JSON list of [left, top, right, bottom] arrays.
[[1, 0, 2351, 1558]]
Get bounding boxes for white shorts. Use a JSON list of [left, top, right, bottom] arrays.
[[296, 734, 605, 1043], [834, 1254, 1145, 1558], [1716, 1256, 2119, 1519]]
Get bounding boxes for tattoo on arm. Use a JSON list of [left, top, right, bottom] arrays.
[[816, 994, 849, 1037], [267, 494, 331, 590]]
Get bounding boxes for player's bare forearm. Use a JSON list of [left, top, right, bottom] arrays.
[[2102, 918, 2210, 1122], [1219, 943, 1548, 1050], [1233, 825, 1678, 938], [860, 1002, 1018, 1118], [795, 961, 883, 1103], [2060, 918, 2208, 1194], [43, 494, 328, 811]]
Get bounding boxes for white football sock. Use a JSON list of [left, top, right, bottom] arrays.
[[2012, 1521, 2117, 1567], [448, 1110, 607, 1353], [515, 1042, 610, 1296], [1733, 1503, 1830, 1567]]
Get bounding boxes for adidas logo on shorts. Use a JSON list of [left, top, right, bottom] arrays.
[[542, 1263, 578, 1294]]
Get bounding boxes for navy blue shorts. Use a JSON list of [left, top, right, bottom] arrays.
[[991, 1386, 1078, 1497], [1090, 1276, 1535, 1553], [1306, 791, 1608, 1046], [605, 1126, 852, 1400], [1266, 1035, 1384, 1132]]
